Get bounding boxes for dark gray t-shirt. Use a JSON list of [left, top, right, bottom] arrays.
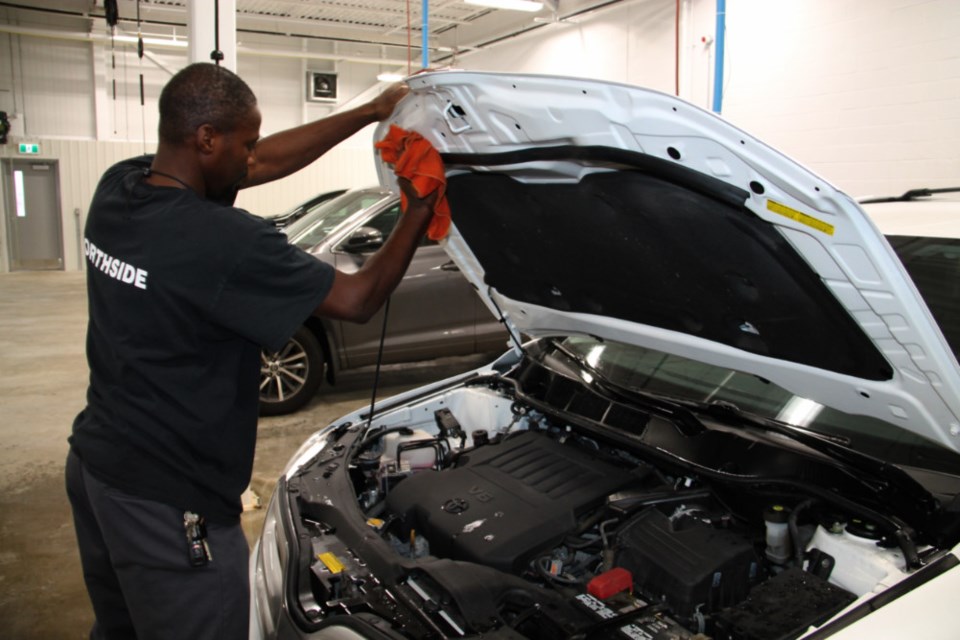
[[70, 156, 334, 523]]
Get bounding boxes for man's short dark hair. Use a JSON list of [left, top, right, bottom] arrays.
[[158, 63, 257, 144]]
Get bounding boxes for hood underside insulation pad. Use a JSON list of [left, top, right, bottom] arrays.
[[446, 171, 891, 381]]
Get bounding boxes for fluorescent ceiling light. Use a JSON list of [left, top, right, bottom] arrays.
[[465, 0, 543, 12], [114, 34, 188, 48], [377, 73, 405, 82]]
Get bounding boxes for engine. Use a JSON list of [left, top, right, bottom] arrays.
[[385, 430, 635, 572], [317, 389, 912, 640]]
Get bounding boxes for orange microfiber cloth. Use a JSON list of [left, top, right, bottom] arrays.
[[375, 124, 451, 241]]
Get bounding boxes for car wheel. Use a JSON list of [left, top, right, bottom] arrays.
[[259, 326, 324, 416]]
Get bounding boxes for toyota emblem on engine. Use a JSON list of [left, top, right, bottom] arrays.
[[442, 498, 469, 514]]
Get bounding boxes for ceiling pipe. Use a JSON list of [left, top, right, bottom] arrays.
[[0, 2, 468, 46], [0, 23, 410, 66], [235, 43, 406, 66]]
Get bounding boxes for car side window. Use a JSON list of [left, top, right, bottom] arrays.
[[289, 193, 387, 250], [365, 204, 400, 237], [366, 203, 438, 247]]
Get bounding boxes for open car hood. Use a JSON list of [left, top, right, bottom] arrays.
[[373, 70, 960, 454]]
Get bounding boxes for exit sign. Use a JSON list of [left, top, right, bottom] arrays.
[[18, 143, 39, 155]]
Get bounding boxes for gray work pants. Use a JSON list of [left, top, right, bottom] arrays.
[[65, 449, 249, 640]]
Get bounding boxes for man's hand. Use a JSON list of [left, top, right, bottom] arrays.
[[370, 83, 411, 121], [397, 177, 439, 221]]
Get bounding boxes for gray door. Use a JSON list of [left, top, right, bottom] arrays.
[[3, 159, 64, 270]]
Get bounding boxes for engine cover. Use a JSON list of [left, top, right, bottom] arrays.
[[385, 431, 633, 573]]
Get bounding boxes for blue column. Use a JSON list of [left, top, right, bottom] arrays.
[[422, 0, 430, 69], [712, 0, 725, 114]]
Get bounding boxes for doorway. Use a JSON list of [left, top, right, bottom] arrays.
[[2, 159, 64, 271]]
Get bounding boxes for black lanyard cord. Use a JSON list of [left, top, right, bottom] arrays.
[[142, 168, 193, 192], [365, 296, 391, 431]]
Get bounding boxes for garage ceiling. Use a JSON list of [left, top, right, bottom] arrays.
[[1, 0, 623, 66]]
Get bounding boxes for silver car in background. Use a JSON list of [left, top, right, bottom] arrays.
[[259, 188, 507, 415]]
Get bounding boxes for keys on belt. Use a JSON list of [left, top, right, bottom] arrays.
[[183, 511, 212, 567]]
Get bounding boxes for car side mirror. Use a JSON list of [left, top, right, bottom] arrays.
[[343, 226, 384, 253]]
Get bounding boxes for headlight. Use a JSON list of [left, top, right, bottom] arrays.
[[282, 427, 337, 477], [253, 489, 287, 637]]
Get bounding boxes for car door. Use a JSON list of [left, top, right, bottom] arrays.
[[333, 201, 481, 368]]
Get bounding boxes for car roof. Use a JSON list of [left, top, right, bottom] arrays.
[[859, 191, 960, 240]]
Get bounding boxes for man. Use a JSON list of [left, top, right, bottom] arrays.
[[65, 63, 437, 639]]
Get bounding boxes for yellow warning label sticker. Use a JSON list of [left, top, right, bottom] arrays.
[[766, 200, 834, 236], [318, 552, 345, 574]]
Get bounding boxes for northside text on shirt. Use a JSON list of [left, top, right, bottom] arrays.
[[84, 238, 149, 290]]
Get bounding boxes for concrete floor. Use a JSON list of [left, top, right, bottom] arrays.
[[0, 271, 490, 639]]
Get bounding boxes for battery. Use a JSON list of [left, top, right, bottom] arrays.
[[574, 593, 699, 640]]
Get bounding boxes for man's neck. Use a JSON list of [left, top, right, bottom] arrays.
[[147, 145, 205, 196]]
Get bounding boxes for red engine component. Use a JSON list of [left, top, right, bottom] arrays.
[[587, 567, 633, 600]]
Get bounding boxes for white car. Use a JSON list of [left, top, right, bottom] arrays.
[[251, 72, 960, 640]]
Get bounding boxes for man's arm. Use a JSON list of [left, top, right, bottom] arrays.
[[242, 83, 410, 189], [314, 178, 438, 323]]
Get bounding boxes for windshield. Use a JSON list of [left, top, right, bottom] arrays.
[[285, 190, 390, 249], [540, 336, 960, 475], [886, 235, 960, 363]]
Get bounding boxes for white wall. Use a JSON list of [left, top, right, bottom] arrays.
[[456, 0, 959, 198], [1, 0, 957, 271], [717, 0, 959, 198], [459, 0, 678, 91]]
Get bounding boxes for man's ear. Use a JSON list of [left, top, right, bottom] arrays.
[[195, 124, 218, 155]]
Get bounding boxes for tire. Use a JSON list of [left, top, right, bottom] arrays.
[[259, 326, 324, 416]]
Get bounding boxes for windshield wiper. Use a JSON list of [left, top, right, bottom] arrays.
[[859, 186, 960, 204], [679, 398, 888, 472], [699, 399, 852, 447], [680, 399, 936, 497], [545, 338, 705, 436]]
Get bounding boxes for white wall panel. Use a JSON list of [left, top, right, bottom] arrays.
[[459, 0, 959, 198], [14, 36, 95, 139], [0, 34, 14, 115], [98, 43, 173, 144], [694, 0, 960, 198], [240, 50, 303, 136], [459, 0, 677, 93]]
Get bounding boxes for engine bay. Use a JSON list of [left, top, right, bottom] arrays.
[[286, 376, 935, 640]]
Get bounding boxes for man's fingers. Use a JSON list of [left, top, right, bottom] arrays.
[[374, 83, 411, 119], [397, 177, 440, 208]]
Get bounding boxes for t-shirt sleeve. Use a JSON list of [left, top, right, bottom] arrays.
[[210, 226, 334, 352]]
